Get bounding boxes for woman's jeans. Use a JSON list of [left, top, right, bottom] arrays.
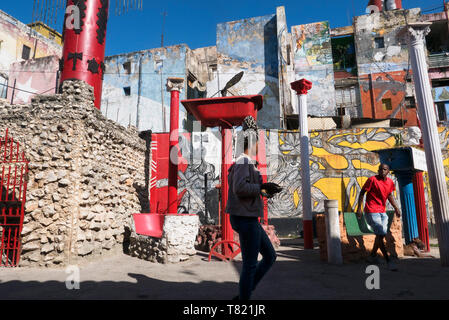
[[230, 215, 277, 300]]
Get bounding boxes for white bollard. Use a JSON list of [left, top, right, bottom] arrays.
[[325, 200, 343, 265]]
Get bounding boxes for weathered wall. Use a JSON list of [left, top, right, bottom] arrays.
[[0, 80, 148, 267], [354, 9, 421, 125], [101, 45, 188, 133], [276, 6, 295, 122], [7, 55, 59, 104], [291, 21, 336, 116], [211, 14, 281, 129], [0, 10, 61, 79]]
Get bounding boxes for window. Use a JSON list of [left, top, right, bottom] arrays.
[[374, 37, 385, 49], [123, 86, 131, 96], [286, 44, 292, 66], [405, 97, 416, 109], [436, 102, 447, 122], [123, 61, 131, 74], [22, 45, 31, 60], [337, 107, 346, 116], [382, 98, 393, 111]]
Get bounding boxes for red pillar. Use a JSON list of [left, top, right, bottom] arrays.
[[413, 172, 431, 251], [61, 0, 109, 109], [167, 78, 184, 214], [221, 128, 234, 256]]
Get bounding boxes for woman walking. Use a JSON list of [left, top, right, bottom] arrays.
[[225, 116, 282, 300]]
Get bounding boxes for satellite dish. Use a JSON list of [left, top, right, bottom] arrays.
[[211, 71, 244, 97]]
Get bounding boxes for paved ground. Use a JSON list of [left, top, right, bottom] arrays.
[[1, 239, 448, 300]]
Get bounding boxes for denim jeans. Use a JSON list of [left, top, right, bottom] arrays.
[[365, 212, 388, 236], [230, 215, 277, 300]]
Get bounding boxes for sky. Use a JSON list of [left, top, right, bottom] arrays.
[[1, 0, 446, 56]]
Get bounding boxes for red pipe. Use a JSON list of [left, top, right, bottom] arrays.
[[60, 0, 109, 109], [168, 89, 180, 214], [413, 172, 430, 251]]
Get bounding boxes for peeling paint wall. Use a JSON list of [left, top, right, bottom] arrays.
[[7, 55, 59, 104], [291, 21, 336, 116], [210, 14, 281, 129], [276, 6, 295, 122], [101, 45, 189, 133], [0, 10, 62, 99], [354, 9, 421, 126]]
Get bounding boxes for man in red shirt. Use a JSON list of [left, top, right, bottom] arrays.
[[357, 163, 401, 271]]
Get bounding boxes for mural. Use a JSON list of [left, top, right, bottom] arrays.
[[210, 14, 281, 129], [358, 70, 418, 126], [265, 128, 423, 218], [353, 8, 421, 126], [291, 21, 336, 116]]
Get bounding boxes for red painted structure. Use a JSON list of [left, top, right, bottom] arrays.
[[168, 87, 181, 214], [413, 172, 430, 251], [0, 129, 29, 267], [61, 0, 109, 109], [182, 95, 263, 261]]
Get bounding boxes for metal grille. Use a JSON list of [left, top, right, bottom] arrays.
[[0, 129, 29, 267]]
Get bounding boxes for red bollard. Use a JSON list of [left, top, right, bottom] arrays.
[[413, 171, 430, 252]]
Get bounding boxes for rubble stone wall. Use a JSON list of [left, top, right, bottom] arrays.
[[0, 80, 149, 267]]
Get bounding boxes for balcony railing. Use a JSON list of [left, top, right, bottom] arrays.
[[428, 52, 449, 68]]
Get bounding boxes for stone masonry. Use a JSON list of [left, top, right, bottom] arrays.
[[0, 80, 149, 267]]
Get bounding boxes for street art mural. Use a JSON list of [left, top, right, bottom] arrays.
[[359, 70, 418, 126], [149, 126, 449, 231], [291, 21, 336, 117], [353, 8, 421, 125], [210, 14, 281, 129], [150, 132, 221, 225], [264, 128, 423, 218]]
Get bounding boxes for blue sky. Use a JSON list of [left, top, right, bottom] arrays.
[[1, 0, 445, 56]]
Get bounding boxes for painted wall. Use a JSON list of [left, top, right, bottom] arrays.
[[209, 14, 281, 129], [433, 86, 449, 102], [291, 21, 336, 116], [276, 6, 295, 121], [354, 9, 421, 125], [101, 45, 188, 132], [7, 55, 59, 104], [0, 10, 61, 80]]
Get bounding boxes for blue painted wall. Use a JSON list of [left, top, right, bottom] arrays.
[[101, 45, 188, 133]]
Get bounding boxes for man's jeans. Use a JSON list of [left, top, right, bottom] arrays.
[[230, 215, 277, 300]]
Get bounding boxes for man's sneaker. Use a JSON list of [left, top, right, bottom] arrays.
[[366, 255, 381, 264], [387, 261, 398, 271]]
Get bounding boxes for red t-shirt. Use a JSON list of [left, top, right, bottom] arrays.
[[362, 175, 396, 213]]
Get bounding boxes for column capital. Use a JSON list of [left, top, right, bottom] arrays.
[[291, 78, 312, 95], [401, 22, 431, 46], [166, 77, 184, 92]]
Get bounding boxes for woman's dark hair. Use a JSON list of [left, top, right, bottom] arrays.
[[242, 116, 258, 151]]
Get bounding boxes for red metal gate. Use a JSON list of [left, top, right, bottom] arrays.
[[0, 129, 29, 267]]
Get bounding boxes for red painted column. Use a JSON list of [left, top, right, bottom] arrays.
[[413, 171, 431, 251], [61, 0, 109, 109], [167, 78, 184, 214], [367, 0, 383, 12], [221, 128, 234, 256], [291, 79, 314, 249]]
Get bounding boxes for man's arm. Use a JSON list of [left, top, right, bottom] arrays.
[[388, 193, 401, 217]]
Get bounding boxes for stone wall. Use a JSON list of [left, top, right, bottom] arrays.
[[129, 214, 199, 263], [0, 80, 149, 267]]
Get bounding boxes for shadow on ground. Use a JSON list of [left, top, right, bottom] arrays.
[[1, 239, 448, 300]]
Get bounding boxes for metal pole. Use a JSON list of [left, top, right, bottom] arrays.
[[166, 77, 184, 214], [406, 23, 449, 266], [324, 200, 342, 265], [291, 79, 314, 249]]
